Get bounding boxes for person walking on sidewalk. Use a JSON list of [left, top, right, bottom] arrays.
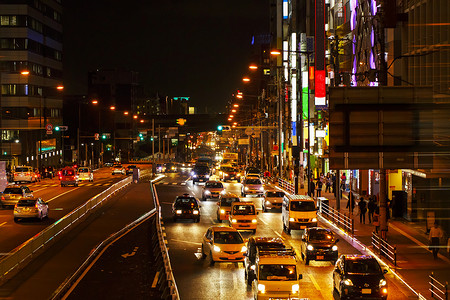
[[368, 196, 376, 223], [309, 178, 316, 198], [316, 178, 323, 197], [346, 192, 355, 213], [325, 172, 331, 193], [373, 207, 380, 233], [429, 222, 444, 259], [358, 197, 367, 224]]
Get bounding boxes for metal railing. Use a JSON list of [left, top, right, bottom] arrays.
[[150, 180, 179, 300], [430, 272, 448, 300], [318, 200, 354, 235], [372, 231, 397, 266], [0, 171, 149, 284], [277, 177, 295, 194]]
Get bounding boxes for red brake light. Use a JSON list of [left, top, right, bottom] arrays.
[[1, 196, 4, 200]]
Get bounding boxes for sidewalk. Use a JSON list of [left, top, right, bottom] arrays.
[[277, 181, 450, 299]]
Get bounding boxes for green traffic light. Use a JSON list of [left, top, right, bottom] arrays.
[[217, 125, 223, 131], [102, 134, 107, 139], [55, 126, 60, 131]]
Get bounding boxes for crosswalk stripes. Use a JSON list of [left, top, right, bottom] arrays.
[[31, 182, 113, 188], [156, 182, 188, 186]]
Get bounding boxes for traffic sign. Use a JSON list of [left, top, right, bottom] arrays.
[[59, 126, 68, 131], [94, 133, 99, 140], [244, 127, 261, 136], [46, 124, 53, 131]]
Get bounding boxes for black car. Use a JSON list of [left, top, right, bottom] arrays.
[[41, 166, 55, 179], [191, 165, 210, 184], [244, 237, 286, 285], [172, 194, 200, 222], [245, 166, 261, 176], [332, 255, 388, 300], [301, 227, 339, 265], [164, 162, 178, 173], [126, 165, 137, 175]]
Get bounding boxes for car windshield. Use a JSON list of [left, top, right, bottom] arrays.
[[220, 197, 239, 206], [232, 204, 255, 215], [247, 168, 260, 174], [175, 198, 198, 209], [222, 167, 236, 172], [193, 166, 209, 173], [213, 231, 243, 244], [3, 188, 22, 194], [78, 168, 89, 173], [309, 229, 334, 241], [63, 169, 75, 176], [245, 179, 261, 185], [345, 259, 382, 274], [266, 191, 285, 198], [15, 167, 29, 172], [17, 199, 37, 207], [128, 165, 136, 169], [259, 265, 297, 281], [290, 201, 316, 211], [206, 182, 223, 188], [114, 165, 122, 168]]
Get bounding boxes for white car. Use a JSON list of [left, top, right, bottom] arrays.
[[202, 181, 225, 200], [112, 164, 125, 175], [13, 166, 37, 183], [201, 226, 247, 265], [262, 190, 285, 212], [77, 167, 93, 182], [241, 178, 264, 197]]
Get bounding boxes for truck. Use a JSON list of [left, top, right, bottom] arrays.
[[222, 152, 238, 166]]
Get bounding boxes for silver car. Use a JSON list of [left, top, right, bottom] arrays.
[[14, 197, 48, 222], [241, 178, 264, 197], [78, 167, 93, 182], [202, 180, 225, 200], [13, 166, 37, 183], [262, 190, 285, 212], [1, 185, 34, 208]]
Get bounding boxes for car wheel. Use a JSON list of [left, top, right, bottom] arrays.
[[201, 245, 207, 259], [252, 229, 256, 234], [246, 272, 253, 285], [209, 251, 215, 266], [263, 205, 267, 212], [195, 218, 200, 223], [305, 258, 310, 265], [217, 216, 222, 223], [61, 184, 64, 187], [14, 217, 19, 223]]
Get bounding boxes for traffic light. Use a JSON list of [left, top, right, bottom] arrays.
[[217, 125, 223, 131], [139, 133, 144, 141], [102, 134, 107, 140], [176, 118, 186, 126], [55, 126, 60, 131], [150, 137, 154, 141]]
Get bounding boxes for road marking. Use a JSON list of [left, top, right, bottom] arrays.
[[46, 189, 79, 203], [181, 182, 186, 185], [308, 273, 321, 290], [170, 239, 202, 245], [121, 246, 139, 258], [0, 222, 6, 227], [259, 218, 268, 225], [233, 272, 238, 289], [152, 271, 160, 288]]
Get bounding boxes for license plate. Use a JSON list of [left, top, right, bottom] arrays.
[[240, 225, 249, 227], [316, 255, 324, 260], [362, 289, 371, 294], [300, 226, 306, 229]]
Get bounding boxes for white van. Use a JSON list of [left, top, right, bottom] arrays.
[[282, 194, 317, 234], [13, 166, 36, 183]]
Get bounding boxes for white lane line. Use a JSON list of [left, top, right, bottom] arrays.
[[170, 239, 202, 245], [233, 272, 238, 290], [308, 273, 321, 290], [180, 183, 186, 185], [46, 189, 79, 203], [259, 218, 269, 225], [31, 187, 48, 192], [152, 271, 160, 288], [274, 230, 285, 240], [0, 222, 6, 227]]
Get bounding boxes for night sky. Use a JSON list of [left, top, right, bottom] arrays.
[[63, 0, 270, 113]]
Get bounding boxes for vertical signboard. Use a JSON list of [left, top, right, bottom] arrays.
[[315, 0, 326, 106]]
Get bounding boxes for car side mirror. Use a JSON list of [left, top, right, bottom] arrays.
[[257, 212, 259, 215], [298, 274, 303, 280], [383, 269, 388, 274], [335, 239, 340, 243], [301, 238, 306, 242]]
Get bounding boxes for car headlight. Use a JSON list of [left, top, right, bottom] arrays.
[[220, 190, 226, 194], [252, 219, 257, 223], [220, 209, 225, 214], [292, 283, 299, 293], [311, 217, 317, 222], [307, 245, 314, 251], [258, 284, 266, 293], [259, 187, 264, 191], [250, 265, 256, 270], [332, 245, 338, 251], [205, 175, 210, 178], [241, 245, 247, 252], [265, 201, 271, 205], [223, 173, 228, 176], [176, 210, 182, 214], [344, 279, 353, 286], [244, 187, 249, 191], [231, 219, 237, 223], [193, 175, 198, 178], [379, 279, 387, 287], [213, 245, 221, 252], [289, 217, 295, 222], [193, 210, 199, 215], [205, 190, 211, 195], [237, 173, 241, 177]]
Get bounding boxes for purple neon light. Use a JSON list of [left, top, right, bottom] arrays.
[[371, 0, 377, 15]]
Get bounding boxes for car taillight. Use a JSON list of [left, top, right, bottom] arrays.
[[26, 172, 30, 176], [14, 173, 18, 176], [1, 196, 4, 200]]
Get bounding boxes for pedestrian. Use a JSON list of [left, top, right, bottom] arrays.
[[309, 178, 316, 198], [340, 172, 346, 191], [316, 178, 323, 198], [429, 222, 444, 259], [346, 192, 355, 213], [373, 207, 380, 234], [324, 173, 330, 192], [358, 197, 367, 224], [332, 174, 337, 197], [368, 196, 376, 223]]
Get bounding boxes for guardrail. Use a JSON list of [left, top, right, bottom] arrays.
[[372, 231, 397, 266], [277, 177, 295, 194], [0, 171, 149, 284], [150, 180, 179, 300], [430, 272, 448, 300], [318, 200, 354, 235]]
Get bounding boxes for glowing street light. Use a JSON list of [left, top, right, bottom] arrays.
[[270, 49, 282, 56], [249, 64, 258, 70], [236, 94, 243, 99], [20, 70, 30, 75], [56, 85, 64, 90], [124, 111, 129, 115], [133, 115, 138, 119], [242, 77, 250, 82], [110, 105, 116, 110], [91, 99, 98, 105], [233, 104, 239, 108], [231, 109, 237, 113]]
